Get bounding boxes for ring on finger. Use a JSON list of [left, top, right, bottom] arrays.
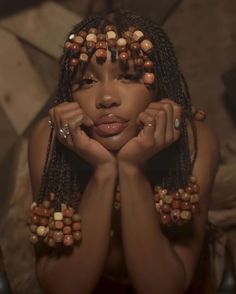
[[146, 123, 154, 127], [48, 120, 54, 129], [173, 118, 181, 130], [62, 122, 70, 136], [59, 128, 67, 139]]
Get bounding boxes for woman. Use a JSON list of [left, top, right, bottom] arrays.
[[28, 10, 219, 293]]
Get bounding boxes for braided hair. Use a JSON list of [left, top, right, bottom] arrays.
[[37, 10, 197, 211]]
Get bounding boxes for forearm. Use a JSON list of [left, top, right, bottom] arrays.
[[39, 165, 117, 294], [118, 163, 186, 294]]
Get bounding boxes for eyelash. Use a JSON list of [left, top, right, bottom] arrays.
[[73, 73, 140, 91]]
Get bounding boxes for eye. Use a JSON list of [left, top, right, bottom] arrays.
[[117, 73, 140, 83], [72, 77, 97, 91]]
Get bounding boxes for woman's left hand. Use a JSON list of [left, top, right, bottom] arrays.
[[117, 98, 182, 169]]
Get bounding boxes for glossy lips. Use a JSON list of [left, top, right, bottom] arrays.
[[92, 114, 129, 136]]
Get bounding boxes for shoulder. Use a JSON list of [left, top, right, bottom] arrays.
[[28, 116, 53, 198]]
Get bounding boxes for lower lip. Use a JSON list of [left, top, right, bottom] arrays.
[[92, 122, 128, 136]]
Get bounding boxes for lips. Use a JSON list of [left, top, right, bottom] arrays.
[[92, 114, 129, 137], [95, 113, 128, 126]]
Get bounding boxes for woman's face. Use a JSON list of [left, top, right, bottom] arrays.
[[72, 53, 154, 153]]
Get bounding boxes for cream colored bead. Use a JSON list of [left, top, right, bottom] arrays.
[[133, 30, 144, 41], [80, 53, 89, 62], [164, 195, 173, 204], [31, 202, 37, 210], [86, 33, 97, 43], [61, 203, 67, 211], [106, 31, 117, 40], [54, 212, 63, 221], [140, 39, 153, 52], [36, 226, 47, 237], [69, 34, 75, 40], [154, 186, 161, 193], [117, 38, 127, 47], [189, 175, 197, 183], [190, 194, 199, 203], [180, 210, 192, 220], [74, 35, 84, 45]]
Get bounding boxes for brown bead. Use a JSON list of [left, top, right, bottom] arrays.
[[162, 204, 171, 214], [195, 109, 206, 121], [154, 186, 161, 193], [143, 54, 149, 61], [186, 186, 193, 194], [48, 230, 54, 238], [171, 200, 181, 209], [55, 220, 64, 229], [63, 226, 72, 235], [73, 231, 82, 241], [140, 39, 153, 53], [181, 192, 190, 201], [88, 27, 98, 34], [72, 213, 81, 222], [123, 31, 133, 42], [64, 217, 72, 226], [107, 39, 116, 48], [114, 201, 121, 210], [144, 60, 153, 70], [80, 46, 87, 54], [63, 235, 74, 246], [49, 192, 56, 201], [97, 33, 106, 41], [78, 31, 87, 38], [64, 41, 72, 49], [31, 215, 39, 225], [181, 201, 191, 210], [96, 41, 107, 49], [174, 192, 181, 200], [119, 52, 129, 62], [130, 42, 140, 52], [192, 184, 199, 193], [143, 72, 155, 85], [71, 43, 80, 53], [63, 207, 75, 218], [117, 46, 127, 53], [39, 217, 49, 226], [128, 26, 137, 33], [171, 209, 180, 222], [49, 220, 55, 230], [30, 234, 39, 244], [72, 222, 81, 231], [153, 193, 160, 202], [160, 189, 168, 196], [47, 238, 56, 248], [70, 58, 79, 67], [53, 230, 63, 243], [105, 25, 116, 32], [42, 200, 51, 209], [191, 203, 200, 214], [134, 58, 143, 67], [160, 214, 171, 225], [96, 49, 107, 61], [29, 224, 37, 233]]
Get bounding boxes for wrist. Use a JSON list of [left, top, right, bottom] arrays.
[[93, 162, 118, 179], [118, 160, 146, 176]]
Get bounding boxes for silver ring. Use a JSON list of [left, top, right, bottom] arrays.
[[62, 123, 70, 136], [59, 128, 67, 139], [174, 118, 181, 130], [48, 120, 54, 129]]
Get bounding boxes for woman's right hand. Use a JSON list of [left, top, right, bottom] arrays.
[[49, 102, 116, 170]]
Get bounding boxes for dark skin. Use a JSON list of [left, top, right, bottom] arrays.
[[28, 53, 219, 293]]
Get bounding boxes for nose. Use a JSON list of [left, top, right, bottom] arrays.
[[96, 84, 121, 109]]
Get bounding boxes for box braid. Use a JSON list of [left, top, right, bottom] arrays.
[[36, 10, 197, 210]]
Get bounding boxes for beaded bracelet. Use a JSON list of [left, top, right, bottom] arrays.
[[114, 175, 200, 226], [28, 193, 82, 248]]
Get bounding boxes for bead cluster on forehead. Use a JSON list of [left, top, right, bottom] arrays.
[[65, 25, 155, 87], [28, 192, 82, 248], [114, 175, 200, 226]]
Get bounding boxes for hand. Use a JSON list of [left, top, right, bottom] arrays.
[[117, 98, 182, 169], [49, 102, 116, 169]]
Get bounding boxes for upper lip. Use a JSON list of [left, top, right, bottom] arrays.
[[95, 114, 129, 126]]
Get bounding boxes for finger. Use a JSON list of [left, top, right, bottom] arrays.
[[160, 102, 174, 143], [154, 110, 167, 146]]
